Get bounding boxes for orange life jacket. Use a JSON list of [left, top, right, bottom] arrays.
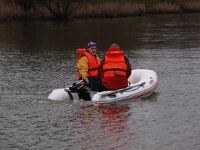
[[76, 48, 101, 78], [102, 47, 127, 78]]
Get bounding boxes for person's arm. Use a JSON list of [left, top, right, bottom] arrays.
[[124, 56, 132, 78], [77, 56, 88, 80], [98, 59, 105, 79]]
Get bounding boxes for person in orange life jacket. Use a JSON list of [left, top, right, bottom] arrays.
[[76, 41, 101, 91], [99, 43, 131, 90]]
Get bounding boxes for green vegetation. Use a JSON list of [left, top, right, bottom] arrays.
[[0, 0, 200, 21]]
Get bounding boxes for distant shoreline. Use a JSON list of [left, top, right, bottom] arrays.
[[0, 1, 200, 21]]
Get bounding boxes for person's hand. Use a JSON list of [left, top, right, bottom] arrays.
[[83, 78, 89, 85]]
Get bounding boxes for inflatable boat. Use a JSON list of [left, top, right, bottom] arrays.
[[48, 69, 158, 104]]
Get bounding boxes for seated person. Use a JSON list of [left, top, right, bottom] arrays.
[[76, 41, 101, 92], [99, 43, 131, 91]]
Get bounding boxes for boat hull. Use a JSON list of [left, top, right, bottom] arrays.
[[48, 69, 158, 104], [92, 69, 158, 104]]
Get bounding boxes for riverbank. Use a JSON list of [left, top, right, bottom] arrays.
[[72, 1, 200, 18], [0, 1, 200, 21]]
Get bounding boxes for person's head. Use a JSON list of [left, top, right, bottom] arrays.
[[108, 43, 121, 52], [87, 41, 97, 56], [109, 43, 120, 48]]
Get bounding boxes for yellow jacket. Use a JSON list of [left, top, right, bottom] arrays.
[[77, 56, 88, 79]]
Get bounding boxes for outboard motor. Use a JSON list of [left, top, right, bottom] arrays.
[[69, 80, 91, 101], [69, 80, 87, 93], [48, 80, 91, 101]]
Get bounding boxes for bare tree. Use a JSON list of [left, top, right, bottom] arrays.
[[38, 0, 78, 20], [17, 0, 35, 11]]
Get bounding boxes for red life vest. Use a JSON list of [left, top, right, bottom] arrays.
[[100, 47, 129, 89], [76, 48, 101, 78], [102, 47, 127, 78]]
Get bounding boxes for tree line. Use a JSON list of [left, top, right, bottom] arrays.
[[1, 0, 197, 21]]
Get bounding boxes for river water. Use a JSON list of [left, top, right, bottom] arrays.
[[0, 13, 200, 150]]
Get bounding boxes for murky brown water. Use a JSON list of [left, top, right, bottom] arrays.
[[0, 13, 200, 150]]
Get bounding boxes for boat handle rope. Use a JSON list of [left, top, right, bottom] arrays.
[[104, 82, 146, 97]]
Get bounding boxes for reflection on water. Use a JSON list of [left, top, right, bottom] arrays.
[[68, 103, 131, 150], [0, 13, 200, 150], [98, 105, 130, 133], [0, 14, 199, 51]]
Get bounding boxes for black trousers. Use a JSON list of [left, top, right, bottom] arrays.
[[88, 76, 101, 91], [78, 91, 91, 101], [77, 76, 101, 100]]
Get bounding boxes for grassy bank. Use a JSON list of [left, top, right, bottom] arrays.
[[0, 0, 200, 21]]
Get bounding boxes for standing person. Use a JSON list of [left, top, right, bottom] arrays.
[[99, 43, 131, 91], [76, 41, 101, 92]]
